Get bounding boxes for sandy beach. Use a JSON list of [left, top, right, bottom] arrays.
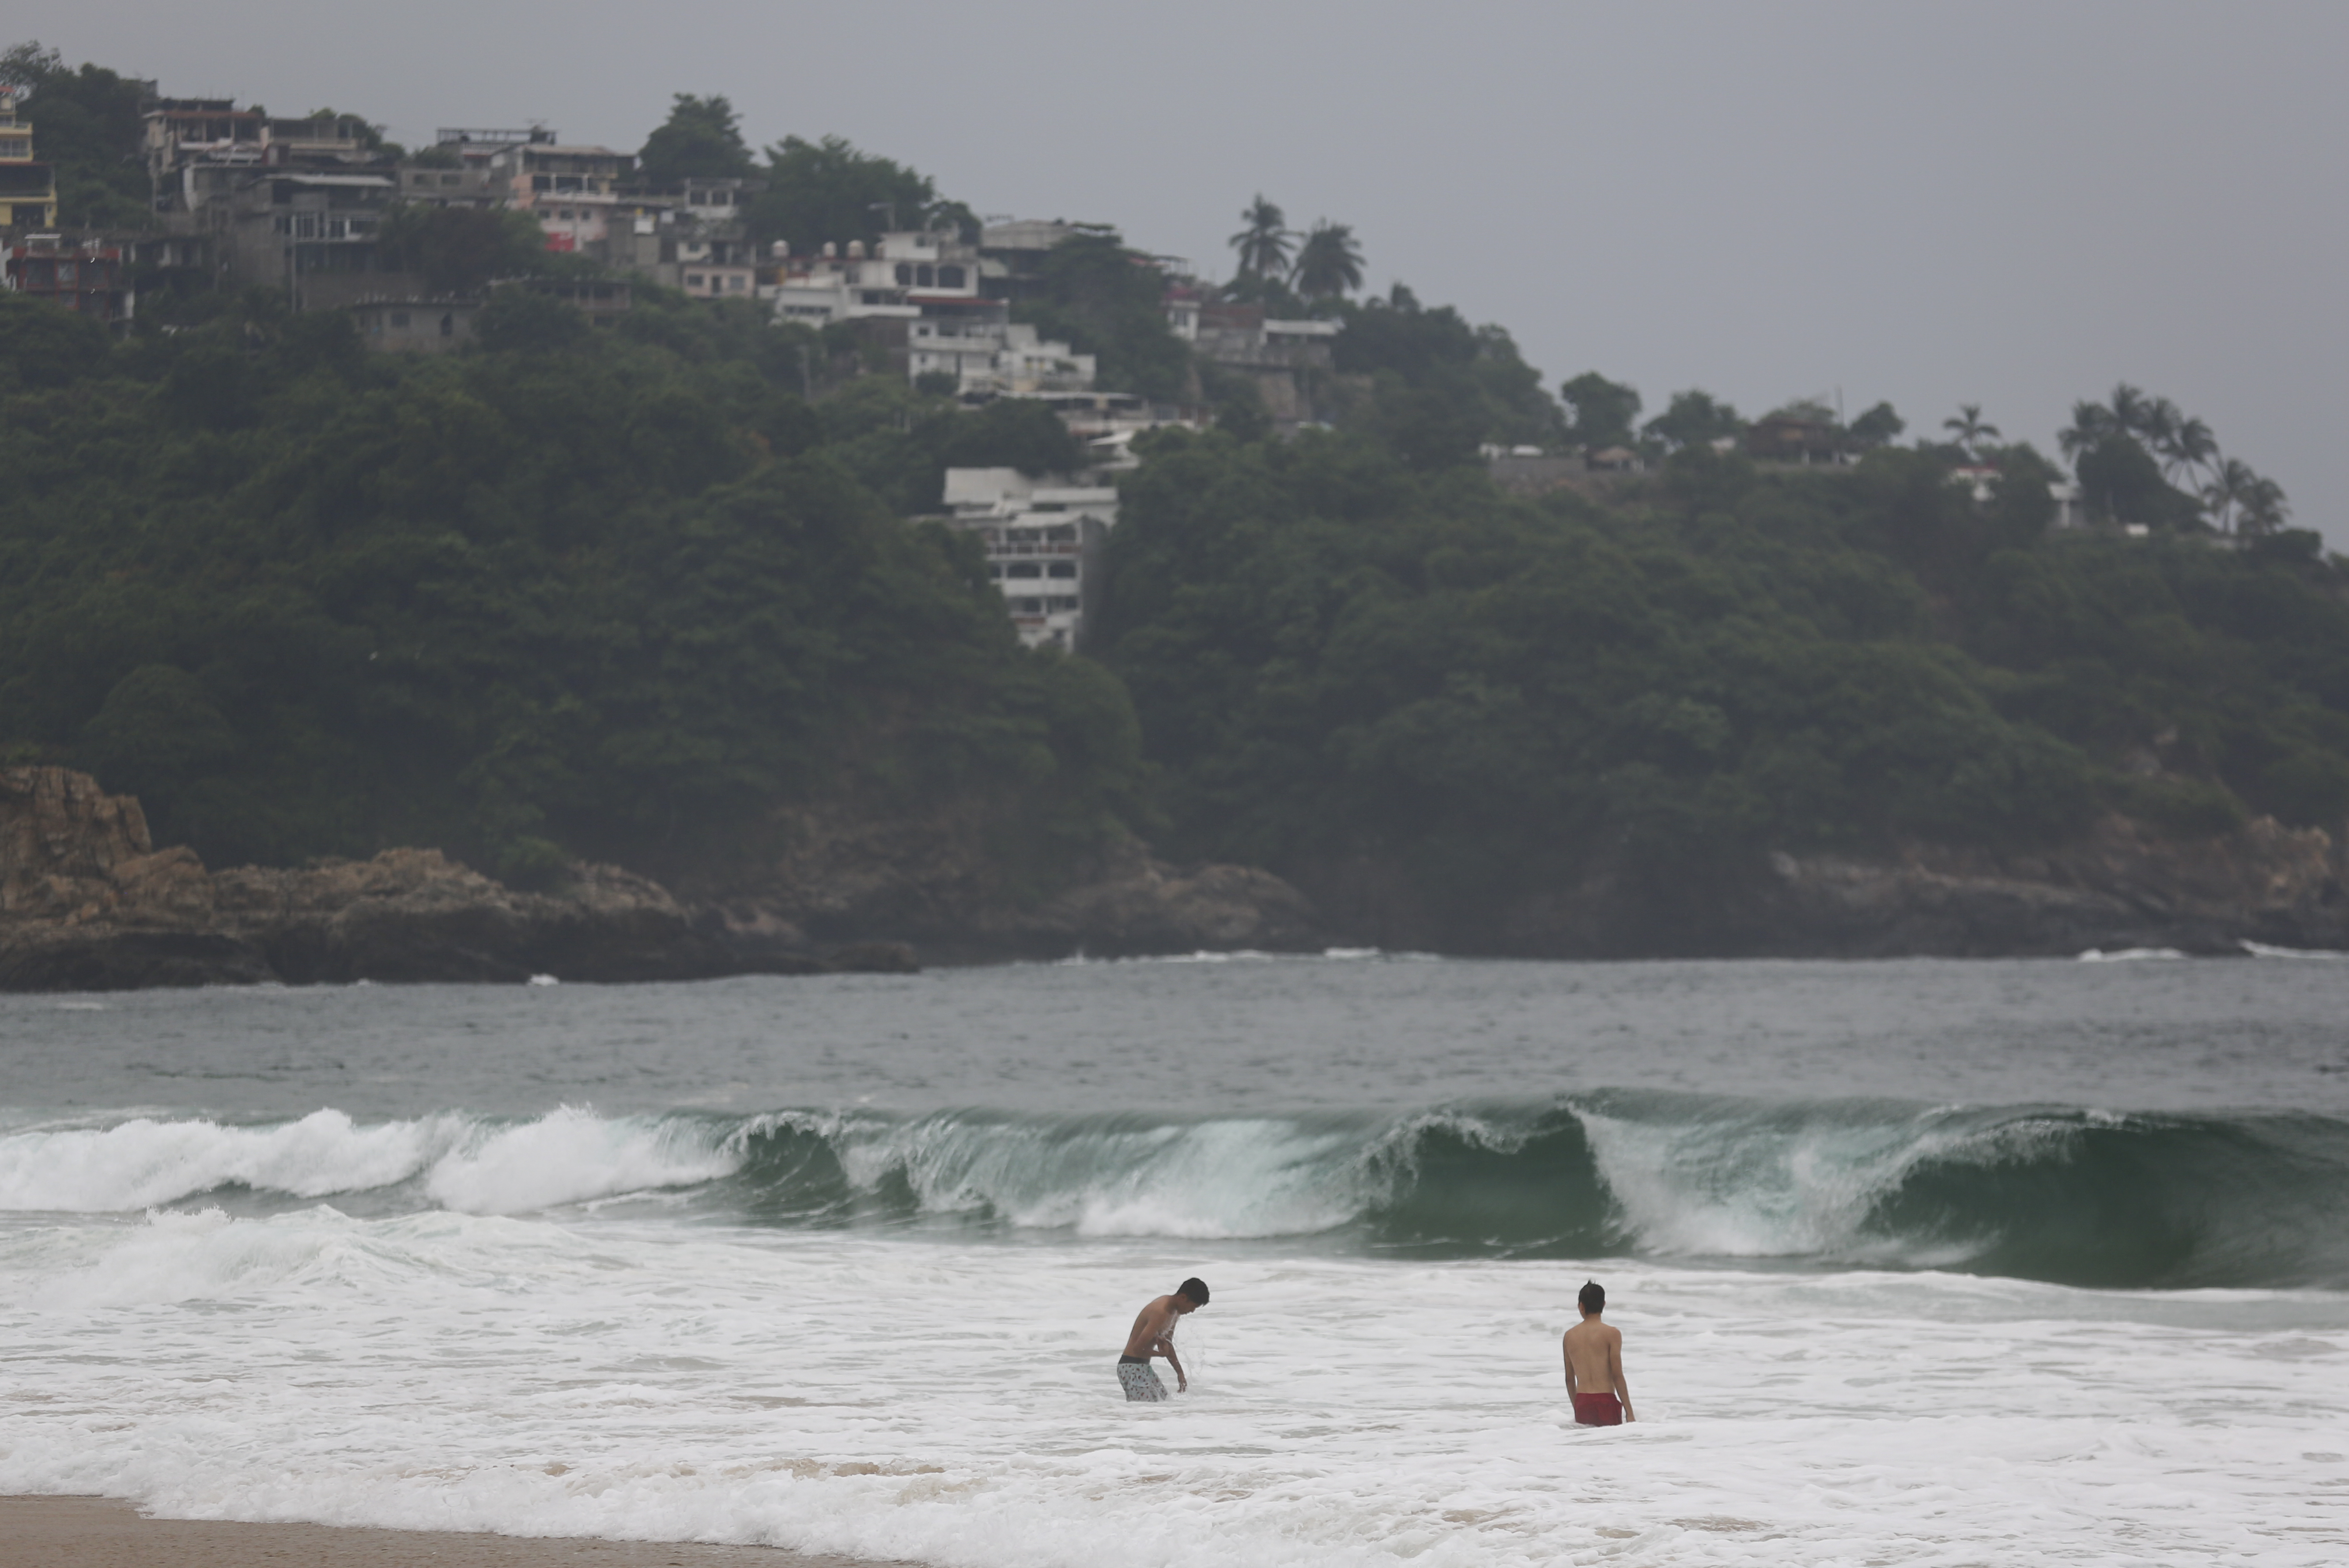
[[0, 1498, 906, 1568]]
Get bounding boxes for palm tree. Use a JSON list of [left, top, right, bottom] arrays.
[[2107, 383, 2150, 438], [1290, 220, 1364, 299], [2058, 399, 2116, 461], [1941, 403, 2001, 459], [2239, 476, 2290, 537], [1228, 196, 1293, 279], [2201, 457, 2256, 534], [2163, 416, 2217, 485]]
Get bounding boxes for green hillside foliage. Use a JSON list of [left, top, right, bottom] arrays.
[[1333, 289, 1562, 453], [1012, 231, 1193, 404], [0, 43, 149, 229], [0, 288, 1151, 884], [1093, 428, 2349, 937]]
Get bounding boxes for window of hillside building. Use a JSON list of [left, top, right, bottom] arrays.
[[532, 175, 550, 191], [729, 275, 745, 291], [439, 313, 453, 337], [895, 263, 912, 285], [938, 264, 965, 288], [56, 261, 76, 284], [390, 311, 409, 328], [441, 174, 460, 185], [1007, 562, 1042, 578], [1048, 562, 1076, 578], [685, 273, 703, 288], [916, 264, 934, 287]]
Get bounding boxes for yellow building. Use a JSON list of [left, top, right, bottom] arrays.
[[0, 91, 60, 230]]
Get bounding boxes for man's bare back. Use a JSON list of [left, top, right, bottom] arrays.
[[1563, 1280, 1633, 1425]]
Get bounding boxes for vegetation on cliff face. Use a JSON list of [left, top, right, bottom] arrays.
[[0, 290, 1150, 886], [1092, 427, 2349, 940]]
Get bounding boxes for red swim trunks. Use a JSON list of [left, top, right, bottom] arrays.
[[1572, 1392, 1623, 1426]]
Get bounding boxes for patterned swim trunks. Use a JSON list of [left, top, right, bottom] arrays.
[[1118, 1356, 1168, 1402]]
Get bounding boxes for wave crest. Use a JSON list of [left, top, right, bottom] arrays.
[[4, 1094, 2344, 1289]]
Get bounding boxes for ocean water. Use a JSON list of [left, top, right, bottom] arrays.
[[2, 954, 2345, 1565]]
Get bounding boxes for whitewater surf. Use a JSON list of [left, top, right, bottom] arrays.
[[4, 956, 2345, 1565]]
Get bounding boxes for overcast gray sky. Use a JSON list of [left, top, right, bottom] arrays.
[[45, 1, 2349, 546]]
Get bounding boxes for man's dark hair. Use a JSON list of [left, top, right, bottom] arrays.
[[1177, 1277, 1210, 1306], [1578, 1280, 1605, 1315]]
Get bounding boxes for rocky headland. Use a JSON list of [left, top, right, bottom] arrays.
[[1302, 812, 2349, 959], [6, 765, 2342, 991], [0, 767, 1324, 991]]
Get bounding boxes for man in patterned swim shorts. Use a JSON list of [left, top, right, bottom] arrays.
[[1118, 1278, 1208, 1401]]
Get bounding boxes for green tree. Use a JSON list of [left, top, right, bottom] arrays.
[[0, 287, 112, 389], [636, 93, 756, 189], [1291, 221, 1364, 299], [1, 42, 150, 229], [376, 204, 550, 295], [1559, 371, 1642, 449], [1643, 389, 1743, 452], [1847, 401, 1905, 449], [1335, 292, 1560, 449], [1228, 194, 1293, 279], [746, 135, 968, 253], [1012, 231, 1190, 402]]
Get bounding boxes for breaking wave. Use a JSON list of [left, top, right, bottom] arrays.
[[4, 1094, 2344, 1290]]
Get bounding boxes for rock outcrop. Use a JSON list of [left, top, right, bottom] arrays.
[[1301, 811, 2348, 959], [0, 768, 1324, 990], [1741, 814, 2349, 957], [0, 768, 903, 990]]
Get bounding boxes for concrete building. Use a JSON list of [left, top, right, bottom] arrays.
[[347, 295, 482, 352], [976, 218, 1094, 301], [770, 228, 984, 324], [141, 98, 264, 204], [943, 467, 1118, 650], [1191, 302, 1337, 426], [0, 92, 59, 230], [3, 235, 131, 325]]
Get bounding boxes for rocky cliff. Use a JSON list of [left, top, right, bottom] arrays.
[[1297, 811, 2348, 960], [0, 768, 1325, 990]]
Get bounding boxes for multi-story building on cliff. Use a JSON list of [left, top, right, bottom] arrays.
[[942, 468, 1119, 650], [0, 92, 59, 231]]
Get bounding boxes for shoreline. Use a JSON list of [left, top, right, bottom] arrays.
[[0, 1498, 913, 1567]]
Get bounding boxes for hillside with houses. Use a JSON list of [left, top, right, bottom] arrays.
[[4, 41, 2347, 972]]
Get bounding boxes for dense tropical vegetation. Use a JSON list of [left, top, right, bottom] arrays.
[[0, 289, 1147, 888], [1092, 428, 2348, 941], [3, 47, 2345, 947]]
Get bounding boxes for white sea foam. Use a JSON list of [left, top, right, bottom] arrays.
[[0, 1109, 449, 1211], [0, 1108, 738, 1217], [2076, 946, 2189, 961], [423, 1107, 734, 1214], [2241, 938, 2349, 960], [1, 1212, 2342, 1566]]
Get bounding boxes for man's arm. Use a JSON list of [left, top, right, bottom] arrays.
[[1562, 1330, 1579, 1393], [1155, 1334, 1187, 1392], [1607, 1330, 1634, 1422]]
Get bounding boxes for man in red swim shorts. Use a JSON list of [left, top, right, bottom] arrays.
[[1563, 1279, 1634, 1425]]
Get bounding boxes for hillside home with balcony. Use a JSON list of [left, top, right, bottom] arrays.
[[942, 468, 1118, 650], [0, 92, 58, 230]]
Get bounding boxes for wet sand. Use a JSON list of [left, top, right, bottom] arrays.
[[0, 1498, 908, 1568]]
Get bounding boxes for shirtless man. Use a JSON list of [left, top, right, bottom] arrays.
[[1118, 1277, 1208, 1402], [1562, 1279, 1634, 1425]]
